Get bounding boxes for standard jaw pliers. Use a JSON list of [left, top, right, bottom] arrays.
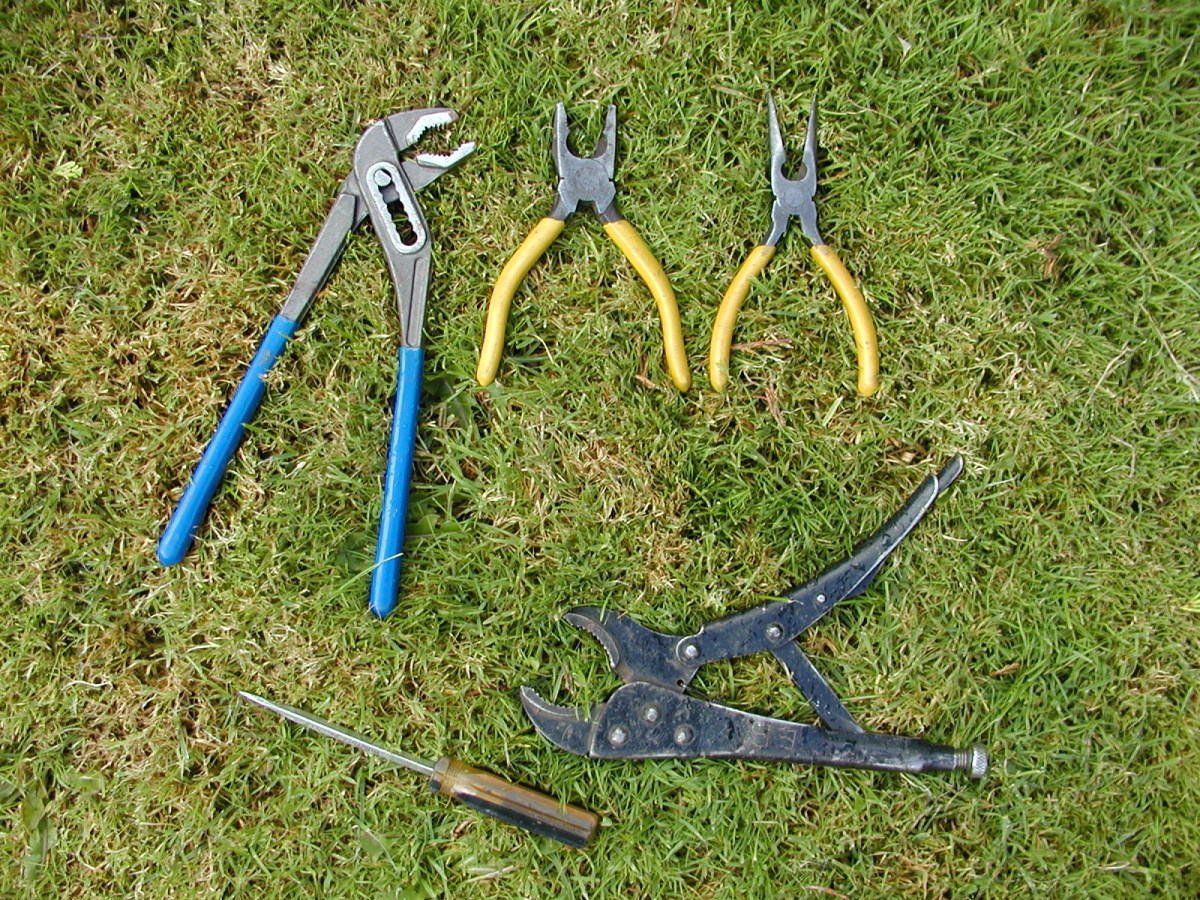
[[521, 456, 987, 779], [158, 109, 474, 619], [709, 97, 880, 396], [476, 103, 691, 392]]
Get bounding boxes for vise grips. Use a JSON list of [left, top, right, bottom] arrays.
[[158, 109, 473, 619], [521, 457, 987, 779]]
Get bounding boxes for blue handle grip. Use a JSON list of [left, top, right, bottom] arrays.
[[158, 314, 301, 566], [369, 345, 424, 618]]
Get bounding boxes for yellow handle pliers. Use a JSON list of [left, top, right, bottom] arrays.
[[477, 103, 690, 392], [709, 97, 879, 396]]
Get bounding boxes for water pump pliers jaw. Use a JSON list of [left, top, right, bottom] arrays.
[[157, 109, 474, 619], [520, 456, 987, 780], [476, 103, 691, 392], [708, 97, 880, 396]]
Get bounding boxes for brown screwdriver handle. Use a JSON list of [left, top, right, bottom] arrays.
[[429, 757, 599, 848]]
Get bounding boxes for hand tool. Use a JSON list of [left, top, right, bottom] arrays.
[[476, 102, 691, 391], [521, 456, 987, 779], [238, 691, 599, 848], [708, 97, 879, 396], [157, 109, 473, 618]]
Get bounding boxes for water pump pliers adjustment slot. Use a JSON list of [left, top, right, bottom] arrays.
[[476, 102, 691, 391], [521, 456, 987, 779], [157, 109, 474, 619], [708, 97, 880, 396]]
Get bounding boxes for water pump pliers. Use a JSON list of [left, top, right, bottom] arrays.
[[708, 97, 880, 396], [157, 109, 474, 619], [476, 102, 691, 391], [521, 456, 987, 779]]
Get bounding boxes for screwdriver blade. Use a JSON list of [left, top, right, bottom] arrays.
[[237, 690, 435, 777]]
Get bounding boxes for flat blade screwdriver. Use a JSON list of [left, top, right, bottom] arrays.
[[238, 691, 599, 848]]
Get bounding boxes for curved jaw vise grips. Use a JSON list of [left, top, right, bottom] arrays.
[[521, 456, 987, 779], [158, 109, 474, 619]]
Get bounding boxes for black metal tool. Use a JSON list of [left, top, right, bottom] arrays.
[[239, 691, 599, 848], [521, 456, 987, 779]]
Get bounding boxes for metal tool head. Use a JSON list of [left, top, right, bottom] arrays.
[[277, 111, 473, 325], [766, 95, 822, 246], [350, 108, 475, 346], [518, 605, 702, 755], [549, 102, 619, 221], [353, 108, 476, 247], [519, 686, 602, 756], [563, 606, 701, 692]]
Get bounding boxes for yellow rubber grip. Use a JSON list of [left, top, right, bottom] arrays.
[[708, 244, 777, 391], [810, 243, 880, 397], [476, 217, 566, 386], [602, 218, 691, 392]]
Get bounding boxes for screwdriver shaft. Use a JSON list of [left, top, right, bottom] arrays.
[[238, 691, 435, 776]]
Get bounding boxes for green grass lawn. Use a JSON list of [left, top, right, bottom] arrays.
[[2, 0, 1198, 896]]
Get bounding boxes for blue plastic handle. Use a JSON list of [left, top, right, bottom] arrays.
[[158, 314, 301, 566], [369, 345, 424, 618]]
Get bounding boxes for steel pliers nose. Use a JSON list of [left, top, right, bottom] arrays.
[[158, 109, 474, 619], [476, 103, 691, 392], [709, 97, 880, 396]]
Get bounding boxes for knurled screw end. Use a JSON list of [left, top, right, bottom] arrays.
[[957, 745, 988, 780]]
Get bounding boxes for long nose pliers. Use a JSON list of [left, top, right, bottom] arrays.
[[476, 103, 691, 392], [709, 97, 880, 396], [158, 109, 474, 619]]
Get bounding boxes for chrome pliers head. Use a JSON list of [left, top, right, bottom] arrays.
[[548, 102, 619, 222], [766, 95, 822, 246], [476, 102, 690, 392], [521, 457, 988, 779], [159, 109, 473, 619], [282, 109, 475, 345], [708, 96, 880, 396]]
